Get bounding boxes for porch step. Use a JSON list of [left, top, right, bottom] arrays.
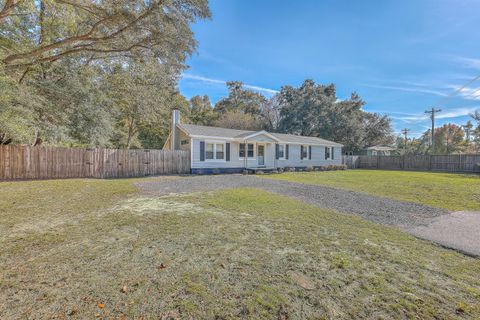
[[246, 167, 277, 174]]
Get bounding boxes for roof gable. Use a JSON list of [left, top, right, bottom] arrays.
[[235, 130, 279, 142]]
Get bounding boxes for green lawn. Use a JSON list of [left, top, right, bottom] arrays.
[[1, 179, 480, 319], [263, 169, 480, 211]]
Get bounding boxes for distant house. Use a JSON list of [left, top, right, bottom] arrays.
[[163, 110, 343, 174], [364, 145, 396, 156]]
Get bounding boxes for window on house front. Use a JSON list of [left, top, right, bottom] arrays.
[[216, 144, 224, 159], [239, 143, 255, 158], [206, 143, 214, 159], [278, 144, 285, 159], [302, 145, 308, 159], [239, 144, 245, 158], [325, 146, 330, 160], [206, 142, 225, 161], [247, 143, 254, 158]]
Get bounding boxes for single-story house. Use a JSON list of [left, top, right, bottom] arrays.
[[163, 110, 343, 174]]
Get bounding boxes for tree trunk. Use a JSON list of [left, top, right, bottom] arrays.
[[126, 118, 137, 149]]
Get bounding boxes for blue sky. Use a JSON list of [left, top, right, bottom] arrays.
[[179, 0, 480, 137]]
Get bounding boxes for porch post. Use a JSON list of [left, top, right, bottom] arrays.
[[274, 143, 277, 169], [244, 139, 247, 171]]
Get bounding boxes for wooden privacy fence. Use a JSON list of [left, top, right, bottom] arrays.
[[343, 154, 480, 173], [0, 145, 190, 180]]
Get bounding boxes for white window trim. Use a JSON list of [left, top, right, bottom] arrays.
[[325, 146, 334, 160], [302, 145, 309, 160], [205, 140, 226, 162], [239, 142, 256, 160], [278, 143, 286, 160]]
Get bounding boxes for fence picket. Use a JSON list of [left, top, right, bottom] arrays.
[[343, 155, 480, 173], [0, 145, 191, 180]]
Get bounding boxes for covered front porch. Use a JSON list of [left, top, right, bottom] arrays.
[[235, 130, 279, 170]]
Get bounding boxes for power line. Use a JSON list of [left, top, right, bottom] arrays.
[[461, 86, 480, 100], [420, 74, 480, 153], [435, 74, 480, 107]]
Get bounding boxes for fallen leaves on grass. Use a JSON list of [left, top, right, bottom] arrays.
[[97, 303, 105, 309], [120, 285, 128, 293]]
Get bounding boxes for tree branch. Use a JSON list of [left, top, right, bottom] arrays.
[[2, 0, 162, 66], [0, 0, 24, 23]]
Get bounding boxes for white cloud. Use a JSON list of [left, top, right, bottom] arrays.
[[363, 84, 448, 97], [390, 106, 479, 123], [243, 84, 278, 95], [182, 73, 278, 95], [436, 107, 479, 119], [447, 84, 480, 100], [454, 56, 480, 70], [182, 74, 225, 85]]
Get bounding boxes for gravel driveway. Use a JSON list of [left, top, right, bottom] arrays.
[[136, 174, 480, 256]]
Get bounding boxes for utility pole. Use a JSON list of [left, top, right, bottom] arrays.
[[462, 121, 473, 142], [425, 108, 441, 153], [401, 128, 410, 152]]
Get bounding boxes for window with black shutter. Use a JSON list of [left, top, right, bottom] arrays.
[[301, 145, 308, 159]]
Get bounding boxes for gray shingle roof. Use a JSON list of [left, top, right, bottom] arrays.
[[366, 145, 396, 151], [178, 124, 252, 138], [270, 132, 342, 146], [177, 124, 342, 146]]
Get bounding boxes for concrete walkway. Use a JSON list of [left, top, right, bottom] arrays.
[[137, 175, 480, 257], [409, 211, 480, 257]]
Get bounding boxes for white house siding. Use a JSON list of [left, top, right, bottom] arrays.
[[191, 139, 275, 169], [276, 144, 342, 168], [191, 138, 341, 171]]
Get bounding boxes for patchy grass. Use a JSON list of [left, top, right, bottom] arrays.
[[1, 179, 480, 319], [263, 170, 480, 211]]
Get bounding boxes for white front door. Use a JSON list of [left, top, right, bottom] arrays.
[[257, 145, 265, 166]]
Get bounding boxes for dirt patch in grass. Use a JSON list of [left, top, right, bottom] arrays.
[[1, 179, 480, 319]]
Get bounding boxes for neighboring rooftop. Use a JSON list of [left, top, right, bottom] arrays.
[[177, 123, 342, 146], [366, 145, 396, 151]]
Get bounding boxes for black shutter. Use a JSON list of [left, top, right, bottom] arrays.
[[200, 141, 205, 161], [226, 143, 230, 161], [325, 147, 328, 160], [286, 144, 289, 159], [300, 145, 304, 160], [309, 146, 312, 160], [331, 147, 334, 160], [275, 144, 279, 159]]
